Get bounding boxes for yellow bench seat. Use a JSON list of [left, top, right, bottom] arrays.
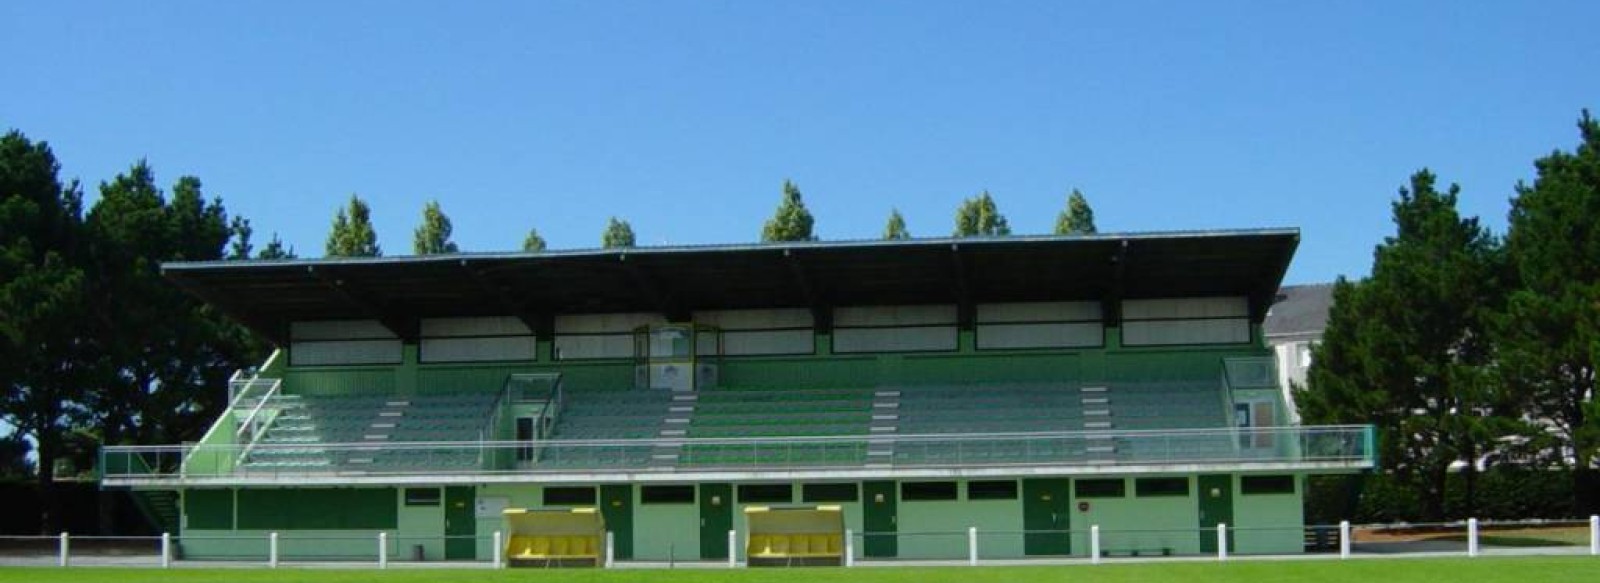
[[748, 533, 844, 558], [507, 535, 601, 559]]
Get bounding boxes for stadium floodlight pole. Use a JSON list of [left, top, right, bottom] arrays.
[[161, 532, 171, 568], [727, 530, 737, 568], [968, 527, 978, 566], [844, 529, 854, 567], [1467, 519, 1479, 558], [1091, 525, 1101, 565], [58, 532, 68, 568], [269, 532, 279, 568], [1590, 515, 1598, 556], [378, 532, 388, 569], [1338, 521, 1350, 559], [1216, 524, 1227, 561], [492, 530, 503, 569]]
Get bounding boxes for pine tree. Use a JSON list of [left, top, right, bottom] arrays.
[[883, 208, 910, 240], [412, 200, 459, 255], [602, 217, 636, 249], [258, 233, 296, 259], [325, 194, 381, 257], [953, 191, 1010, 237], [522, 228, 547, 252], [228, 217, 253, 259], [761, 179, 817, 242], [1055, 189, 1097, 235]]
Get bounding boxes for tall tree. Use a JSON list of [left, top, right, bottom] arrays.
[[602, 217, 635, 249], [325, 194, 380, 257], [761, 179, 817, 242], [1299, 170, 1509, 520], [258, 233, 296, 259], [522, 228, 547, 252], [1497, 111, 1600, 514], [1055, 189, 1098, 235], [228, 216, 253, 259], [953, 191, 1010, 237], [0, 130, 91, 533], [883, 208, 910, 240], [412, 200, 459, 255]]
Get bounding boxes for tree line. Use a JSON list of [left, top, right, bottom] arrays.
[[1300, 111, 1600, 520], [323, 180, 1102, 258]]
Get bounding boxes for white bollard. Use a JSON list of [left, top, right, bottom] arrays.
[[844, 528, 854, 567], [161, 532, 171, 568], [1216, 523, 1227, 561], [1090, 525, 1101, 565], [1467, 518, 1479, 558], [968, 526, 978, 566], [1339, 521, 1351, 559], [378, 532, 388, 569], [1590, 515, 1598, 556], [58, 532, 68, 568], [605, 531, 614, 568], [269, 532, 279, 568], [492, 530, 503, 569], [727, 530, 737, 568]]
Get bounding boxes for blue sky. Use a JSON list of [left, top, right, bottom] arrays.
[[3, 1, 1596, 284]]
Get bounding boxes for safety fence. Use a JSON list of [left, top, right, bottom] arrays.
[[3, 517, 1596, 569]]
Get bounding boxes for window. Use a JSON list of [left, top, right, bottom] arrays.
[[803, 483, 859, 503], [1135, 478, 1190, 497], [1241, 476, 1296, 495], [515, 418, 535, 461], [543, 487, 596, 506], [641, 485, 695, 505], [901, 481, 958, 501], [404, 488, 441, 507], [738, 484, 793, 504], [967, 480, 1018, 500], [1074, 479, 1126, 499]]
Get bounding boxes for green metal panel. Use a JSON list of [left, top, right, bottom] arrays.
[[862, 480, 897, 557], [237, 488, 397, 530], [600, 484, 634, 559], [698, 483, 732, 560], [444, 486, 475, 559], [1197, 474, 1233, 553], [183, 489, 233, 530], [1023, 478, 1071, 555]]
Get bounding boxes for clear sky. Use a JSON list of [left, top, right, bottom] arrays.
[[3, 1, 1596, 284]]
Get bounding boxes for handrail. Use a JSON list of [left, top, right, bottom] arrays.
[[234, 378, 282, 438]]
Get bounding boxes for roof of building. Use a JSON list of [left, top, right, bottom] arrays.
[[163, 228, 1300, 345], [1264, 282, 1334, 339]]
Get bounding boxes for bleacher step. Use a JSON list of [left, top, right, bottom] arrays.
[[1083, 421, 1113, 429], [1080, 386, 1108, 393], [1081, 397, 1109, 405]]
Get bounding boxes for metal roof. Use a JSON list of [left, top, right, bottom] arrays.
[[164, 228, 1300, 345]]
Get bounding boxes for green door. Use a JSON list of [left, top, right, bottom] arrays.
[[699, 483, 732, 560], [444, 486, 476, 560], [600, 485, 634, 560], [1023, 478, 1071, 555], [1197, 475, 1233, 554], [862, 481, 897, 558]]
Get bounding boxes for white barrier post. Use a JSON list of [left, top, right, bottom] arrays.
[[1590, 515, 1598, 556], [1216, 523, 1227, 561], [58, 532, 68, 567], [968, 526, 978, 566], [605, 531, 614, 568], [844, 528, 854, 567], [1467, 518, 1479, 558], [269, 532, 279, 568], [727, 530, 737, 568], [378, 532, 388, 569], [160, 532, 171, 568], [492, 530, 503, 569], [1339, 521, 1351, 559], [1090, 525, 1101, 565]]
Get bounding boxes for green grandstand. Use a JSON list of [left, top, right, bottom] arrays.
[[99, 229, 1374, 564]]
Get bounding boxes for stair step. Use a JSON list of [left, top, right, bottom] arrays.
[[1081, 397, 1109, 405], [1080, 386, 1108, 393]]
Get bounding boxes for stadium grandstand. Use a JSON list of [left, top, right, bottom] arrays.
[[99, 229, 1374, 564]]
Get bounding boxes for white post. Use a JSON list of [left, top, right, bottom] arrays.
[[1590, 515, 1598, 556], [492, 530, 503, 569], [1466, 518, 1479, 557], [378, 532, 388, 569], [1090, 525, 1101, 565], [844, 528, 854, 567], [1339, 521, 1351, 559], [605, 531, 614, 568], [160, 532, 171, 568], [269, 532, 279, 568], [727, 530, 737, 568], [968, 526, 978, 566], [58, 532, 68, 568], [1216, 523, 1228, 561]]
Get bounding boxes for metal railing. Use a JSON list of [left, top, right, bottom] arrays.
[[101, 424, 1374, 482]]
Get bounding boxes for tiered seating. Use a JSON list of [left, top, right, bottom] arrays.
[[893, 383, 1085, 465], [679, 388, 874, 467], [242, 392, 498, 471], [534, 390, 674, 469], [1104, 381, 1234, 463]]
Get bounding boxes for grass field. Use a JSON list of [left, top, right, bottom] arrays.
[[0, 557, 1591, 583]]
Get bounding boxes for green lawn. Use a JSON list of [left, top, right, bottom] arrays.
[[0, 557, 1593, 583]]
